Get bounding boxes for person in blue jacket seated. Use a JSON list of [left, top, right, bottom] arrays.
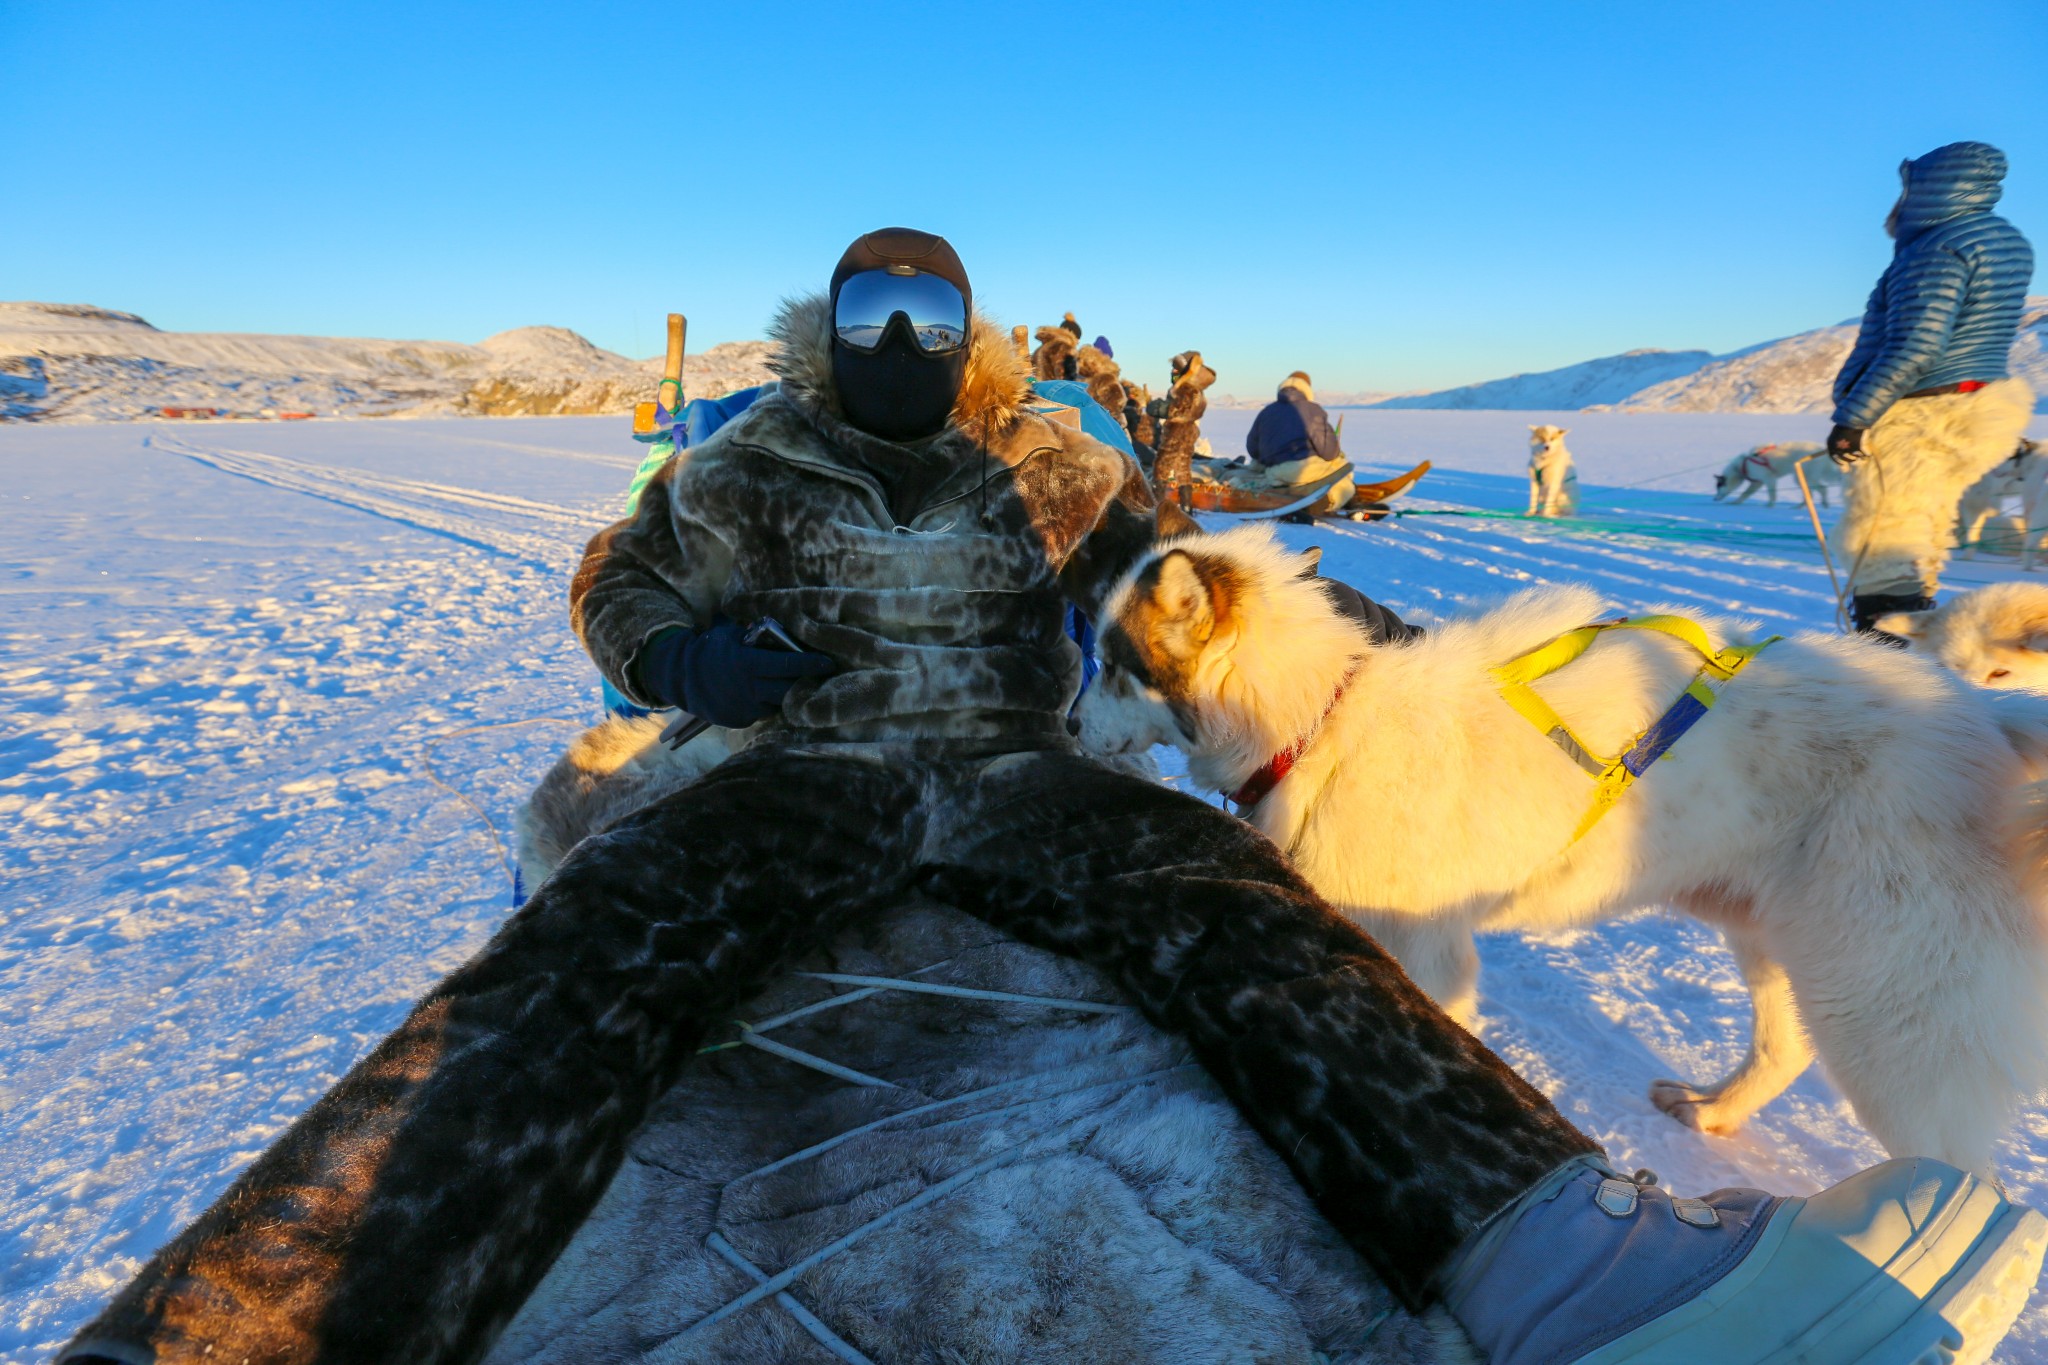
[[1245, 370, 1355, 515]]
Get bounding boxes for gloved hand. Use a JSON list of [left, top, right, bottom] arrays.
[[633, 619, 836, 728], [1826, 424, 1867, 468]]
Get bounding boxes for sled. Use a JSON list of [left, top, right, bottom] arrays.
[[1348, 459, 1431, 506], [1189, 460, 1434, 521], [1188, 461, 1356, 518], [498, 736, 1458, 1363]]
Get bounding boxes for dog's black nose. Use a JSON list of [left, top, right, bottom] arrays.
[[1065, 715, 1082, 737]]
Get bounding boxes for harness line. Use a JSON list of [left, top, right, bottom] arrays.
[[1492, 614, 1781, 842]]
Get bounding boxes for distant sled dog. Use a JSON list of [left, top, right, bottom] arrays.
[[1074, 523, 2048, 1174], [1878, 581, 2048, 694], [1955, 438, 2045, 564], [1712, 441, 1841, 507], [1526, 424, 1578, 517]]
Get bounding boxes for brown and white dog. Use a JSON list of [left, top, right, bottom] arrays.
[[1074, 522, 2048, 1174], [1526, 424, 1578, 517]]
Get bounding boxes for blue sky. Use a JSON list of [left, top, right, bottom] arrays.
[[5, 0, 2044, 396]]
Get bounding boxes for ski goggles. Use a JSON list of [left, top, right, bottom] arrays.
[[833, 267, 968, 354]]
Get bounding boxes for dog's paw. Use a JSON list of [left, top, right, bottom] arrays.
[[1649, 1078, 1728, 1133]]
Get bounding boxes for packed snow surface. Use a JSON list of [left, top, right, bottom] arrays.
[[6, 409, 2048, 1362]]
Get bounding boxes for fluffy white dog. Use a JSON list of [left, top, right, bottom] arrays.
[[1956, 438, 2046, 564], [1712, 441, 1842, 508], [1526, 424, 1578, 517], [1075, 523, 2048, 1174], [1877, 581, 2048, 693]]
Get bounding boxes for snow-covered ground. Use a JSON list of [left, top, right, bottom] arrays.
[[6, 409, 2048, 1362]]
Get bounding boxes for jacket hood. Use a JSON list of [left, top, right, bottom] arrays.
[[1895, 141, 2007, 239], [768, 292, 1033, 446]]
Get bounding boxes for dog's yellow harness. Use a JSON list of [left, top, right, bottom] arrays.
[[1492, 615, 1781, 843]]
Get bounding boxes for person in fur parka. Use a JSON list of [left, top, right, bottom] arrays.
[[68, 230, 1928, 1365], [1031, 322, 1078, 381], [1152, 348, 1214, 503]]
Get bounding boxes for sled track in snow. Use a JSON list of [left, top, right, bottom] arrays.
[[148, 433, 610, 571]]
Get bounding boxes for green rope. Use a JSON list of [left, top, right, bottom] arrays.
[[1389, 506, 2019, 555]]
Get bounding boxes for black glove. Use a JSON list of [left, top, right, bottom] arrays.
[[1826, 424, 1867, 468], [1319, 578, 1425, 644], [633, 619, 836, 727]]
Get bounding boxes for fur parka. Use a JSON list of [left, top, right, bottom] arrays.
[[1032, 324, 1078, 382], [1153, 350, 1216, 493], [570, 296, 1162, 747], [1074, 342, 1128, 423]]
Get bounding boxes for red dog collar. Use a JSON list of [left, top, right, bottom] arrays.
[[1230, 661, 1360, 812]]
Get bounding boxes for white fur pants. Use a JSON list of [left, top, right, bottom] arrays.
[[1837, 376, 2035, 597]]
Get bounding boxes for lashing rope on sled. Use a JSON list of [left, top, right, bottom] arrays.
[[655, 963, 1199, 1360], [1492, 614, 1780, 842]]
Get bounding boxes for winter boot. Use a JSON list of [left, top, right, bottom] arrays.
[[1851, 591, 1935, 643], [1444, 1156, 2046, 1365]]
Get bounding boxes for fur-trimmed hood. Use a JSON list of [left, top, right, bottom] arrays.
[[768, 292, 1035, 448]]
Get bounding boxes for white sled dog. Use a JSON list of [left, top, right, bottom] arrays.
[[1074, 523, 2048, 1173], [1956, 438, 2045, 564], [1526, 424, 1578, 517], [1877, 581, 2048, 695], [1712, 441, 1841, 508]]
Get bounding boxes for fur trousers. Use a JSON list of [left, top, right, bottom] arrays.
[[1837, 377, 2036, 597], [65, 745, 1596, 1365]]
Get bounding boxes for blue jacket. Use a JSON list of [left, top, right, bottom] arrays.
[[1832, 142, 2034, 429], [1246, 388, 1341, 467]]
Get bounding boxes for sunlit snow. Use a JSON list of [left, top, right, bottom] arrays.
[[5, 409, 2048, 1361]]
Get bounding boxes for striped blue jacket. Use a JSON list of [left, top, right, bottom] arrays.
[[1832, 141, 2034, 429]]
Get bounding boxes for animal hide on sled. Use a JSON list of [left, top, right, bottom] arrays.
[[498, 720, 1473, 1364]]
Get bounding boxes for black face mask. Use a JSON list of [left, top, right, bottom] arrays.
[[831, 309, 967, 442]]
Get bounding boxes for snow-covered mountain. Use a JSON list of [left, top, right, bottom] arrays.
[[1615, 297, 2048, 413], [1368, 348, 1715, 411], [0, 303, 775, 422], [1371, 298, 2048, 414]]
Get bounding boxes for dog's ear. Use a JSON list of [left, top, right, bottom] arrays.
[[1148, 549, 1229, 658], [1874, 610, 1934, 640], [1155, 499, 1201, 541], [1294, 545, 1323, 578]]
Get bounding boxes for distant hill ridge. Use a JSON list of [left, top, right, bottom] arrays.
[[1358, 297, 2048, 413], [9, 298, 2048, 422], [0, 302, 775, 422]]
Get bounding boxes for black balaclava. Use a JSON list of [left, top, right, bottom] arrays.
[[829, 228, 972, 442]]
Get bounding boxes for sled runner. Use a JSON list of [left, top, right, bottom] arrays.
[[1188, 459, 1433, 521], [1347, 459, 1432, 506]]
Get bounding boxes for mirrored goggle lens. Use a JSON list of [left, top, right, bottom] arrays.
[[834, 269, 968, 353]]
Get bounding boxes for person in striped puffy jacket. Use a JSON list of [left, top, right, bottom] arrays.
[[1826, 140, 2035, 633]]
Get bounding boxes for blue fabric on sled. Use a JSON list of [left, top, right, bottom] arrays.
[[1029, 378, 1137, 457]]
